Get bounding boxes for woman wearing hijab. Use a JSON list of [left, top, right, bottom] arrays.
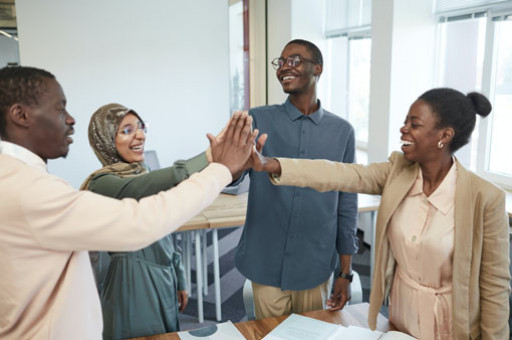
[[81, 103, 209, 339], [251, 88, 510, 339]]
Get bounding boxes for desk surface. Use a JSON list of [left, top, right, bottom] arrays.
[[179, 192, 381, 231], [130, 303, 390, 340]]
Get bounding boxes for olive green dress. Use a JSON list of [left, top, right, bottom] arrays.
[[88, 153, 208, 340]]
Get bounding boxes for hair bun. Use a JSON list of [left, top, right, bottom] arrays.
[[467, 92, 492, 118]]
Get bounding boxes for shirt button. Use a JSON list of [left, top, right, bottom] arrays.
[[411, 235, 417, 242], [302, 130, 306, 134], [300, 150, 305, 154]]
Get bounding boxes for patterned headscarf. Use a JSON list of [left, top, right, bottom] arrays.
[[80, 103, 148, 190]]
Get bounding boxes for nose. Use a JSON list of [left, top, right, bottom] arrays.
[[400, 124, 408, 134], [280, 59, 292, 71], [66, 111, 76, 126], [135, 128, 146, 140]]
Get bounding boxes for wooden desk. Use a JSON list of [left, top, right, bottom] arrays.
[[202, 192, 248, 228], [130, 303, 390, 340]]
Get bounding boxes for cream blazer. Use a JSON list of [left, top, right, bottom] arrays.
[[274, 152, 510, 340]]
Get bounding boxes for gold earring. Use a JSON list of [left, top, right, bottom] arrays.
[[437, 140, 444, 149]]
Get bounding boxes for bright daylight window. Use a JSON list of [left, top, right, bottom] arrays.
[[436, 9, 512, 188], [348, 37, 371, 146], [228, 0, 249, 113], [436, 16, 486, 170], [485, 15, 512, 180], [324, 0, 372, 164]]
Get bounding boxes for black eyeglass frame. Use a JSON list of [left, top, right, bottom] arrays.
[[271, 55, 318, 70]]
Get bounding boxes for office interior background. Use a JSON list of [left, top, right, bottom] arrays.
[[0, 0, 510, 191]]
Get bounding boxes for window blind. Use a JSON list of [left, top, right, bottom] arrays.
[[434, 0, 512, 16], [325, 0, 372, 37]]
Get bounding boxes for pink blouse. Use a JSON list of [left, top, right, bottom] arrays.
[[387, 162, 457, 340]]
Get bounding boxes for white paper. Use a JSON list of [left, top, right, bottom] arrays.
[[261, 314, 417, 340], [178, 321, 246, 340], [262, 314, 341, 340], [334, 325, 384, 339], [334, 326, 417, 340]]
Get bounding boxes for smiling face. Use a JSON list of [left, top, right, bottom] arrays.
[[115, 113, 146, 163], [399, 100, 448, 165], [276, 43, 322, 95], [26, 78, 75, 162]]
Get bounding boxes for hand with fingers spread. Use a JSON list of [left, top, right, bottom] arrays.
[[206, 110, 247, 162], [207, 111, 258, 176]]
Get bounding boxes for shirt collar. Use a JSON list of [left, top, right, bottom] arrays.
[[407, 159, 457, 214], [0, 140, 48, 172], [284, 97, 324, 124]]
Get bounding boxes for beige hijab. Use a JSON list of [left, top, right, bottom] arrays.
[[80, 103, 148, 190]]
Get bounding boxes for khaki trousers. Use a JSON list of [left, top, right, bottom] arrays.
[[252, 277, 332, 320]]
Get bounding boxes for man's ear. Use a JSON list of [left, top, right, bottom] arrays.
[[313, 64, 323, 77], [8, 103, 30, 128]]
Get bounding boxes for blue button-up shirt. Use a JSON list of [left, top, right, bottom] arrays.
[[234, 98, 358, 290]]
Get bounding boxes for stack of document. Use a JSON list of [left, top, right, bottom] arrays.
[[178, 321, 245, 340], [262, 314, 416, 340]]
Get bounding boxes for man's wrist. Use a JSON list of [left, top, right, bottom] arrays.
[[338, 271, 353, 282]]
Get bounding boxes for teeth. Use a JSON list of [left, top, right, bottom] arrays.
[[283, 76, 295, 81], [400, 140, 414, 146], [131, 146, 143, 151]]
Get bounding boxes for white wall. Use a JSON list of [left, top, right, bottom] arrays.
[[267, 0, 292, 105], [15, 0, 230, 188], [368, 0, 437, 162]]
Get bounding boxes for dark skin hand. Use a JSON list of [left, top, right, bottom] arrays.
[[207, 111, 258, 176], [178, 290, 188, 312], [327, 277, 352, 310]]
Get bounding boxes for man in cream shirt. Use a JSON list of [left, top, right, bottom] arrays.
[[0, 66, 256, 339]]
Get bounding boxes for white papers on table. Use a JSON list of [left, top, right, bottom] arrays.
[[262, 314, 340, 340], [262, 313, 417, 340], [340, 326, 417, 339], [178, 321, 245, 340]]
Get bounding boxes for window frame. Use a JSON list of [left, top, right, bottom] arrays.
[[476, 9, 512, 189]]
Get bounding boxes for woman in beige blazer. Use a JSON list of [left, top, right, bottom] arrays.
[[253, 88, 510, 339]]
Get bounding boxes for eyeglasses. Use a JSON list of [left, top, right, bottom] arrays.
[[118, 121, 147, 136], [271, 55, 317, 70]]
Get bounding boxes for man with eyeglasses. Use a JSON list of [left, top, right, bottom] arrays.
[[0, 65, 256, 339], [234, 39, 358, 319]]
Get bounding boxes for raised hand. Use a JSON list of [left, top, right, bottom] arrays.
[[250, 138, 282, 175], [207, 111, 257, 176], [205, 111, 246, 163]]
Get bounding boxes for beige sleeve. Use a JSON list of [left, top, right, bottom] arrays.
[[22, 163, 231, 252], [271, 157, 391, 195]]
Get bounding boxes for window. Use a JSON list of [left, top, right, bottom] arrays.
[[348, 37, 371, 146], [324, 0, 372, 163], [228, 0, 249, 112], [478, 13, 512, 188], [435, 2, 512, 188], [435, 16, 486, 170]]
